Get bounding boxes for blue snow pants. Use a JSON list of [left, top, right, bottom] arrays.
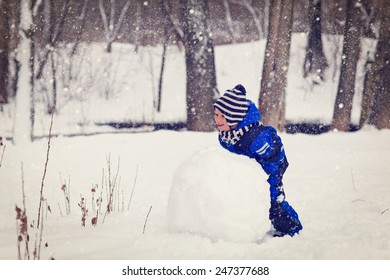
[[260, 156, 303, 236]]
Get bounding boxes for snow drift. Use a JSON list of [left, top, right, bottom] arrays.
[[167, 146, 270, 243]]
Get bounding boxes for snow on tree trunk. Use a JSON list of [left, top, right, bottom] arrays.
[[181, 0, 218, 132], [13, 0, 34, 144], [331, 0, 363, 132], [258, 0, 295, 131]]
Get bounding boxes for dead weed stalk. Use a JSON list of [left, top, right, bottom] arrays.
[[37, 112, 54, 228], [0, 136, 5, 168], [59, 174, 71, 215], [15, 163, 30, 259]]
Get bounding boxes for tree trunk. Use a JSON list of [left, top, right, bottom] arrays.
[[157, 38, 167, 112], [358, 0, 382, 128], [331, 0, 363, 131], [35, 0, 71, 80], [49, 51, 57, 114], [0, 0, 11, 104], [359, 54, 377, 128], [370, 0, 390, 129], [99, 0, 131, 53], [258, 0, 295, 131], [181, 0, 218, 132], [7, 0, 21, 100], [13, 0, 35, 144], [303, 0, 328, 82]]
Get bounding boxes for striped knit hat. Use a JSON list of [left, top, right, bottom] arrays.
[[213, 84, 249, 127]]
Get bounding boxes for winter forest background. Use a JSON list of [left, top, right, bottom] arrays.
[[0, 0, 390, 262], [1, 0, 389, 140]]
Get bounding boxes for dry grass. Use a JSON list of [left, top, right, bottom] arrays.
[[13, 113, 145, 259], [60, 174, 71, 216], [15, 163, 30, 260], [78, 195, 88, 227]]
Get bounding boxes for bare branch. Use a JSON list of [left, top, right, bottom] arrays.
[[99, 0, 111, 41], [226, 0, 264, 38], [99, 0, 132, 51], [35, 0, 71, 79], [79, 0, 90, 20], [160, 0, 183, 42], [222, 0, 236, 43], [241, 0, 263, 38], [32, 0, 44, 17]]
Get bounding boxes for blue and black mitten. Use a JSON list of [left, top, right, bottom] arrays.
[[269, 199, 303, 237]]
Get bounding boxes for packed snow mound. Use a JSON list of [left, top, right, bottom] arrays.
[[167, 146, 270, 243]]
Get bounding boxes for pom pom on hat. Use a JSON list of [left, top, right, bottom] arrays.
[[213, 84, 249, 127]]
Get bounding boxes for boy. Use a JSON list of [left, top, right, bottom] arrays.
[[213, 84, 302, 237]]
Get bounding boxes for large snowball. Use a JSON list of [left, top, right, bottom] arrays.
[[167, 146, 270, 243]]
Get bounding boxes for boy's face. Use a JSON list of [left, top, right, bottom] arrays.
[[214, 108, 230, 131]]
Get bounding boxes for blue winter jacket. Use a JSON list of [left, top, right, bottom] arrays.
[[218, 101, 287, 176]]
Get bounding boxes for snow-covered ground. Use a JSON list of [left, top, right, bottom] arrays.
[[0, 127, 389, 260]]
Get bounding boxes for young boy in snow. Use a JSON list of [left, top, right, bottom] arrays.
[[213, 84, 303, 237]]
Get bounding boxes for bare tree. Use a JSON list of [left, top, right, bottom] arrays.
[[222, 0, 238, 43], [34, 0, 73, 114], [303, 0, 328, 83], [35, 0, 71, 80], [359, 0, 382, 128], [155, 0, 186, 113], [62, 0, 90, 89], [7, 0, 21, 101], [258, 0, 295, 131], [368, 0, 390, 129], [240, 0, 264, 39], [181, 0, 218, 132], [331, 0, 363, 131], [223, 0, 267, 42], [13, 0, 43, 144], [160, 0, 184, 41], [99, 0, 132, 53], [0, 0, 11, 104], [70, 0, 90, 57], [156, 30, 168, 113]]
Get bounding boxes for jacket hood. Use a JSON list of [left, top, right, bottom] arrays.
[[237, 101, 261, 129]]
